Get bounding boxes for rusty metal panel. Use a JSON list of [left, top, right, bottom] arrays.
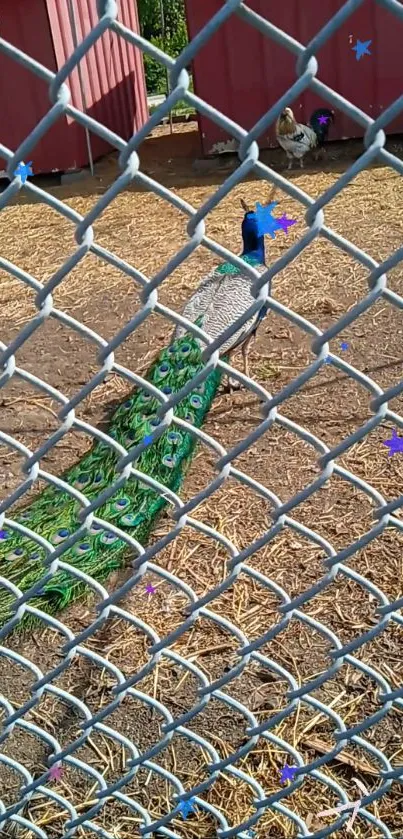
[[0, 0, 148, 175], [185, 0, 403, 155]]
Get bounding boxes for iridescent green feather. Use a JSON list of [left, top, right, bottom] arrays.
[[0, 334, 223, 630], [214, 254, 262, 275]]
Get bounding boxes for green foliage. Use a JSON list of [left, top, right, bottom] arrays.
[[137, 0, 189, 94]]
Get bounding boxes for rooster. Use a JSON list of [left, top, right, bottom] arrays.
[[275, 107, 334, 170]]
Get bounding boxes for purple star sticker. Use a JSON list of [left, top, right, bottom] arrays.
[[48, 763, 63, 781], [280, 764, 298, 783], [145, 583, 156, 594], [0, 530, 9, 539], [383, 429, 403, 456], [276, 214, 297, 234], [318, 114, 330, 125]]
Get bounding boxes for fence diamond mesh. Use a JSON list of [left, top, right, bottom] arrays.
[[1, 0, 403, 837]]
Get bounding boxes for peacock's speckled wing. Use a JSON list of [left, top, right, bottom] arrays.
[[0, 335, 221, 630], [173, 269, 222, 335], [174, 255, 266, 354]]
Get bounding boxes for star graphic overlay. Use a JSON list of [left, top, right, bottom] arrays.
[[383, 429, 403, 456], [316, 800, 361, 832], [162, 591, 178, 613], [318, 115, 330, 125], [352, 39, 372, 60], [316, 778, 367, 834], [258, 199, 279, 215], [280, 764, 298, 783], [178, 798, 197, 819], [340, 342, 349, 350], [143, 434, 153, 446], [145, 583, 156, 594], [14, 161, 33, 185], [276, 214, 297, 234], [0, 530, 9, 539], [255, 202, 282, 240], [48, 763, 63, 781]]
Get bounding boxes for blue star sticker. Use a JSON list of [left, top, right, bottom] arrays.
[[280, 764, 298, 783], [255, 202, 282, 239], [14, 161, 33, 185], [177, 798, 197, 819], [352, 39, 371, 60], [383, 429, 403, 456], [340, 342, 349, 351], [143, 435, 153, 446]]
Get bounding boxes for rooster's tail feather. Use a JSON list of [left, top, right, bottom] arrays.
[[309, 108, 334, 145]]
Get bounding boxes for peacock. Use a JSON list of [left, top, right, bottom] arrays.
[[0, 196, 273, 633]]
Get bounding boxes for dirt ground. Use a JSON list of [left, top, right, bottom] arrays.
[[1, 122, 403, 839]]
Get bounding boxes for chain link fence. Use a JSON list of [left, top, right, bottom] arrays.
[[1, 0, 403, 837]]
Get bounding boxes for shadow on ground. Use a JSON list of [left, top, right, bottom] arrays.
[[2, 122, 403, 207]]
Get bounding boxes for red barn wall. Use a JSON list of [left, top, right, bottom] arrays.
[[0, 0, 148, 174], [184, 0, 403, 156]]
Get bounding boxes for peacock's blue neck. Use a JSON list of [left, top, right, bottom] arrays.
[[241, 246, 265, 265], [216, 252, 265, 276], [241, 213, 266, 266], [215, 216, 266, 275]]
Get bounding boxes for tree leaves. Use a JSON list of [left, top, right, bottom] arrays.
[[137, 0, 188, 94]]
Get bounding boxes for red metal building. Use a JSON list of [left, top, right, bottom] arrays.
[[0, 0, 148, 174], [185, 0, 403, 156]]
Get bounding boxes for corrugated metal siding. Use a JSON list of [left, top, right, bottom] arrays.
[[46, 0, 148, 167], [0, 0, 148, 174], [0, 0, 66, 174], [185, 0, 403, 155]]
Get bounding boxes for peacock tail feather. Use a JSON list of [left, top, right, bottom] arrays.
[[0, 334, 223, 632]]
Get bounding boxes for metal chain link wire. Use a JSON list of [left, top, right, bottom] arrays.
[[1, 0, 403, 836]]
